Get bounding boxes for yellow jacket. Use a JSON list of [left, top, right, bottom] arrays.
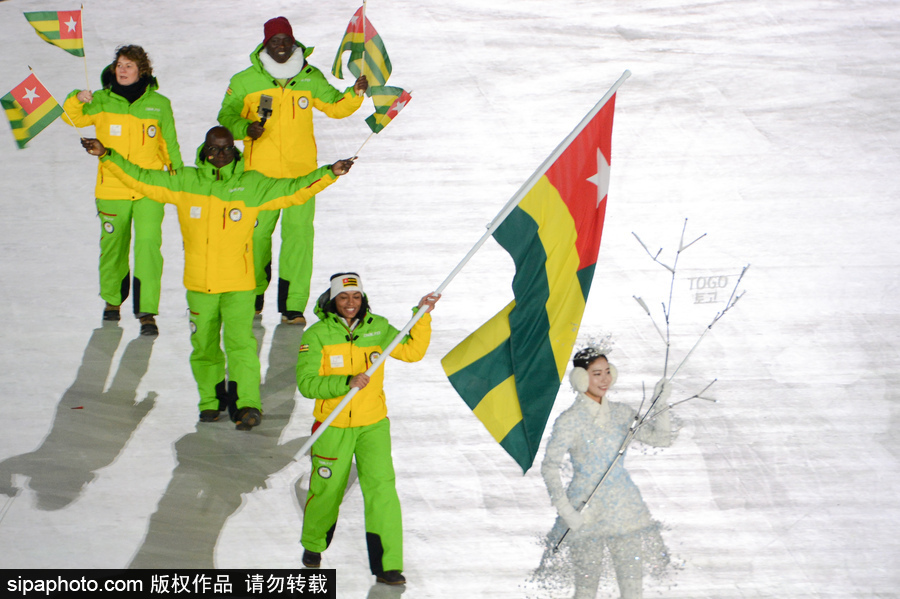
[[98, 145, 338, 294], [64, 74, 182, 200], [297, 304, 432, 428], [218, 43, 363, 177]]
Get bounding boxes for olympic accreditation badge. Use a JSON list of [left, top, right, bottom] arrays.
[[298, 96, 309, 109], [103, 222, 115, 234], [317, 466, 332, 479], [368, 351, 382, 367], [229, 208, 242, 222], [147, 125, 157, 138]]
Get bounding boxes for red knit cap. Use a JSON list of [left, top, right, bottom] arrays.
[[263, 16, 294, 46]]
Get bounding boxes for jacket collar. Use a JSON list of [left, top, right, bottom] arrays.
[[193, 142, 244, 181], [250, 41, 313, 81], [575, 391, 611, 425]]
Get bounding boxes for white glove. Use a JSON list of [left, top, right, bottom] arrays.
[[553, 497, 584, 531], [653, 378, 672, 403]]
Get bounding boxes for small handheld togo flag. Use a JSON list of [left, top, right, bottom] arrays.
[[24, 10, 85, 57], [332, 5, 392, 86], [1, 73, 64, 149], [365, 86, 411, 134]]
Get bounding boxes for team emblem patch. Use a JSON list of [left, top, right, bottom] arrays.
[[298, 344, 309, 353], [298, 97, 309, 109], [229, 208, 242, 222], [341, 277, 359, 288], [103, 222, 114, 234], [317, 466, 332, 479], [190, 206, 202, 219], [147, 125, 157, 138]]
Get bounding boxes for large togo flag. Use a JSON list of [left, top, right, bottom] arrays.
[[24, 10, 85, 57], [441, 76, 626, 472], [2, 73, 64, 149], [332, 5, 392, 86]]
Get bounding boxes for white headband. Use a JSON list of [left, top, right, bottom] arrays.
[[330, 273, 363, 300]]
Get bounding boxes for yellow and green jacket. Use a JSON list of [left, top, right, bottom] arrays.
[[98, 144, 337, 294], [297, 298, 432, 428], [217, 42, 364, 177], [64, 70, 182, 200]]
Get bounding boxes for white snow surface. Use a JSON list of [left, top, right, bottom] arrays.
[[1, 0, 899, 597]]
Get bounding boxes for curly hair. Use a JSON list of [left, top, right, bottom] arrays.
[[112, 45, 153, 78]]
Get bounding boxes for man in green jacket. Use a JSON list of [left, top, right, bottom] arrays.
[[81, 127, 354, 430], [218, 16, 368, 325], [296, 272, 439, 584]]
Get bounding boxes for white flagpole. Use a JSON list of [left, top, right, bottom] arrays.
[[81, 5, 90, 90], [294, 70, 632, 459]]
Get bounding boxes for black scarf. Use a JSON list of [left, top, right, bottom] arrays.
[[110, 76, 151, 104]]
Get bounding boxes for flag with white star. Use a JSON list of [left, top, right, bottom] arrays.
[[364, 86, 411, 133], [24, 10, 85, 58], [2, 73, 64, 149], [442, 89, 620, 472]]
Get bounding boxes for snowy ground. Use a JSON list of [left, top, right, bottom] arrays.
[[1, 0, 899, 597]]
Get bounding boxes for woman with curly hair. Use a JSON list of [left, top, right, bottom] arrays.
[[64, 45, 183, 335]]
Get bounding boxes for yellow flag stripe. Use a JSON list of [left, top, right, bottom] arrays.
[[517, 177, 585, 379], [29, 19, 62, 33], [472, 375, 522, 442], [442, 301, 514, 377]]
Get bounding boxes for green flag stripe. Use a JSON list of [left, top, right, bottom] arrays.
[[492, 206, 561, 459], [499, 421, 533, 473], [446, 337, 515, 411], [24, 12, 62, 21], [576, 263, 596, 302], [24, 104, 63, 134]]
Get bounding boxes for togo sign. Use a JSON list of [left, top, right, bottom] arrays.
[[685, 273, 735, 304]]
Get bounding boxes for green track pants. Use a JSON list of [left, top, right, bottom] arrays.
[[252, 198, 315, 314], [186, 289, 260, 412], [302, 417, 403, 574], [96, 197, 164, 315]]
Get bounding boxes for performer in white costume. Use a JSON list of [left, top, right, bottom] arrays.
[[540, 345, 673, 599]]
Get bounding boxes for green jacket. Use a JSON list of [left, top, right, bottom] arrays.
[[99, 144, 337, 294], [64, 69, 183, 200], [297, 299, 432, 428], [217, 42, 363, 177]]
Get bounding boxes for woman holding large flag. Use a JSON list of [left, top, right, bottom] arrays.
[[64, 45, 182, 335], [217, 16, 367, 325], [296, 272, 439, 585], [539, 345, 673, 599]]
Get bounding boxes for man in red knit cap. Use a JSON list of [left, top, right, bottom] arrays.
[[218, 17, 368, 325]]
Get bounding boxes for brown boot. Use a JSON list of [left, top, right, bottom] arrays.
[[103, 303, 121, 321], [139, 314, 158, 337]]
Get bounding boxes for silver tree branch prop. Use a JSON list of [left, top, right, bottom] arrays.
[[554, 220, 748, 550]]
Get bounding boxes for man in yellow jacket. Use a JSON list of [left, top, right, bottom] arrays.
[[81, 127, 355, 430], [218, 16, 368, 325]]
